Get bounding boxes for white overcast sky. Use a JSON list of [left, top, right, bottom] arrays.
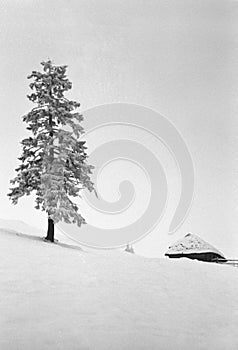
[[0, 0, 238, 257]]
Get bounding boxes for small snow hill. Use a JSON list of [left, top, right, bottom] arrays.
[[1, 226, 238, 350]]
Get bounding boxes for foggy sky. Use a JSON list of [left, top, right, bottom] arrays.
[[0, 0, 237, 257]]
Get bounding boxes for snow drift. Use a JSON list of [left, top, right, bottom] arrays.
[[1, 225, 238, 350]]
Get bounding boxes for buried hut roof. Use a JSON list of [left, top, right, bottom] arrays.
[[165, 233, 226, 260]]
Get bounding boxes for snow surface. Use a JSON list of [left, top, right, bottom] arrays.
[[165, 233, 226, 258], [1, 224, 238, 350]]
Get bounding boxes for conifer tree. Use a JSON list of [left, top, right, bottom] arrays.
[[8, 60, 94, 242]]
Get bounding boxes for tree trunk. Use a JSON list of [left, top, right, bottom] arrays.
[[45, 217, 55, 242], [44, 105, 55, 243]]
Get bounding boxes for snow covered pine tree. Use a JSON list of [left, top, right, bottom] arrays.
[[8, 60, 95, 242]]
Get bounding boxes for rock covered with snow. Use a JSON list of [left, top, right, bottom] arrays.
[[165, 233, 226, 258]]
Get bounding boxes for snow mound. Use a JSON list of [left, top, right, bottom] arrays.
[[1, 228, 238, 350], [165, 233, 225, 258], [0, 218, 44, 236]]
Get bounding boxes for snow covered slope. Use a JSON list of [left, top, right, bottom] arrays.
[[1, 228, 238, 350], [0, 218, 74, 245], [0, 218, 44, 236]]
